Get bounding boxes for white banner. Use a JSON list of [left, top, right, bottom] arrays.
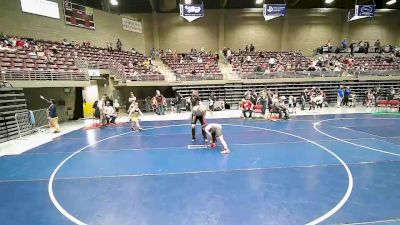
[[122, 18, 142, 33], [20, 0, 60, 19], [88, 69, 100, 77]]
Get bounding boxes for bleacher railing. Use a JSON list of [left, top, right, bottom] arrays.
[[237, 70, 400, 80], [1, 69, 89, 81], [174, 73, 223, 81], [108, 60, 127, 82]]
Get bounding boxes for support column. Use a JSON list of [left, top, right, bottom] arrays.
[[280, 14, 289, 51], [152, 12, 160, 50]]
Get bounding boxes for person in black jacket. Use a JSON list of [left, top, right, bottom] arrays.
[[174, 91, 182, 113]]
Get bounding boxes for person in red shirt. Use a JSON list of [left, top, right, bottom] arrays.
[[241, 98, 254, 119], [154, 90, 166, 115]]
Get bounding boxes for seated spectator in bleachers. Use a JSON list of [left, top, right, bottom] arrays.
[[103, 101, 117, 124], [246, 55, 252, 63], [0, 42, 16, 52], [241, 97, 254, 119]]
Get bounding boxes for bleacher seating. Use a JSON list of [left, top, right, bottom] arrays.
[[231, 51, 311, 78], [0, 87, 31, 143], [0, 36, 163, 81], [161, 51, 223, 80]]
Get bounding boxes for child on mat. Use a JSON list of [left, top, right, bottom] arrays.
[[204, 123, 230, 154], [129, 102, 143, 131], [191, 104, 207, 142]]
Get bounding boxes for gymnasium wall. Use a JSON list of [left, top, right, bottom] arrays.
[[23, 87, 76, 122], [0, 0, 147, 53], [0, 0, 399, 56], [155, 11, 220, 52]]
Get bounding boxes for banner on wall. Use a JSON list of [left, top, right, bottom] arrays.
[[263, 4, 287, 21], [348, 1, 376, 21], [122, 17, 142, 33], [179, 3, 204, 22]]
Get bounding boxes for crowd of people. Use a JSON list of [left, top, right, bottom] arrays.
[[319, 39, 400, 56]]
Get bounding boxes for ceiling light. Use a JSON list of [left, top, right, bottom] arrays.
[[386, 0, 396, 5], [255, 0, 263, 4], [325, 0, 335, 4], [110, 0, 118, 6]]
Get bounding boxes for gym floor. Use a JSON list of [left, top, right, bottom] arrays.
[[1, 113, 400, 225]]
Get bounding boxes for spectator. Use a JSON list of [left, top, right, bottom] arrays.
[[222, 47, 228, 64], [341, 39, 348, 50], [337, 85, 344, 108], [343, 86, 352, 106], [246, 55, 252, 63], [155, 90, 166, 115], [364, 41, 370, 54], [245, 45, 249, 52], [107, 42, 113, 52], [301, 89, 308, 110], [241, 97, 254, 119], [174, 91, 183, 113], [374, 39, 381, 53], [259, 88, 268, 115], [190, 90, 201, 108], [209, 92, 216, 111], [103, 101, 117, 124], [45, 99, 61, 133], [116, 38, 122, 51], [128, 92, 136, 106], [250, 44, 255, 52]]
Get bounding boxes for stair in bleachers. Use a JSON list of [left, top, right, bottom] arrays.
[[0, 88, 30, 143]]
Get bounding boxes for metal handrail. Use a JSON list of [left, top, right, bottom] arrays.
[[1, 69, 88, 81], [236, 69, 400, 80]]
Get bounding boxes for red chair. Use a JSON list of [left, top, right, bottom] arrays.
[[253, 104, 264, 118]]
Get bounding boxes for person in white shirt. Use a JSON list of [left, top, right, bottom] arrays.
[[97, 96, 107, 125], [103, 101, 117, 124], [114, 99, 120, 114], [246, 55, 252, 63], [204, 123, 230, 154]]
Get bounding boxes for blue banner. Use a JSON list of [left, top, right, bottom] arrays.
[[180, 3, 204, 22], [348, 4, 375, 21], [356, 5, 375, 17], [263, 4, 286, 21]]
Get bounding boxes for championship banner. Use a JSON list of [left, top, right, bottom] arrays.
[[348, 1, 375, 21], [179, 3, 204, 22], [122, 18, 142, 33], [263, 4, 286, 21]]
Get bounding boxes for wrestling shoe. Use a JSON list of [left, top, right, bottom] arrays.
[[209, 143, 217, 148], [221, 148, 230, 154]]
